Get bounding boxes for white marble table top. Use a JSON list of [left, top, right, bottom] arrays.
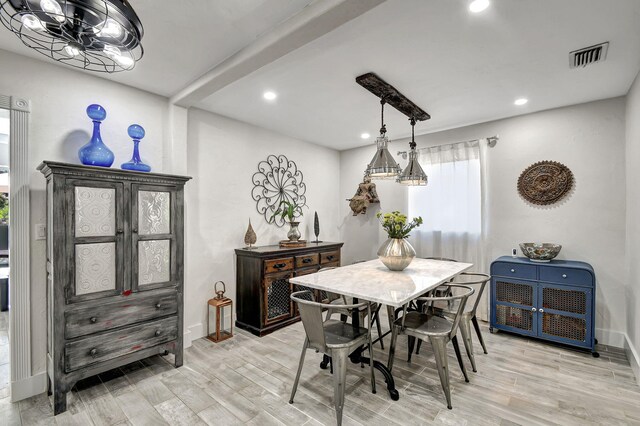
[[289, 258, 473, 308]]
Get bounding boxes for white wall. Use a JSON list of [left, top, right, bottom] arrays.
[[185, 108, 341, 339], [340, 98, 628, 345], [625, 71, 640, 382], [0, 48, 171, 375]]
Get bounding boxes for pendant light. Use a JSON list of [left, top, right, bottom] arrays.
[[398, 117, 428, 186], [364, 98, 401, 179], [0, 0, 144, 72]]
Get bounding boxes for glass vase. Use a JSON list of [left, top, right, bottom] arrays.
[[78, 104, 115, 167], [121, 124, 151, 172]]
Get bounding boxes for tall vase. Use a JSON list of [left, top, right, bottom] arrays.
[[78, 104, 115, 167], [287, 221, 301, 241], [121, 124, 151, 172], [377, 238, 416, 271]]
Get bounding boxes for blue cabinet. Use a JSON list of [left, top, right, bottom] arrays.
[[490, 256, 597, 356]]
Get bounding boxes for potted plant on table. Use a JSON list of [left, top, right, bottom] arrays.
[[376, 211, 423, 271], [271, 200, 305, 241]]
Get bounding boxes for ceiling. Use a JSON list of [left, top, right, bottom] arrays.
[[197, 0, 640, 150], [0, 0, 316, 96], [1, 0, 639, 150]]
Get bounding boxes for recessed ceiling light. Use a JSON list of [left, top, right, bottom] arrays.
[[263, 91, 277, 101], [514, 98, 528, 106], [469, 0, 490, 13], [361, 133, 370, 139]]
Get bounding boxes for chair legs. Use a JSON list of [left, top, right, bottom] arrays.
[[331, 348, 349, 426], [471, 316, 488, 354], [430, 336, 453, 409], [368, 327, 377, 394], [458, 317, 477, 372], [451, 335, 469, 383], [407, 336, 416, 363], [289, 337, 308, 404]]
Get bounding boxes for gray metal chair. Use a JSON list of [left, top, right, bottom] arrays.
[[319, 266, 385, 349], [429, 272, 490, 372], [387, 284, 474, 409], [290, 290, 376, 426]]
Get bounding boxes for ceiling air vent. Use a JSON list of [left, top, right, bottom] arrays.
[[569, 42, 609, 69]]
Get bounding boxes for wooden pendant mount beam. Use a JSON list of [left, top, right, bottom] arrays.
[[356, 72, 431, 121]]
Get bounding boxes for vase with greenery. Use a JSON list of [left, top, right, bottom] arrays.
[[271, 200, 305, 241], [376, 211, 423, 271]]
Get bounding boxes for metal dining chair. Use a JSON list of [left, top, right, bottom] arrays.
[[290, 290, 376, 426], [428, 272, 491, 372], [387, 284, 474, 409], [319, 266, 385, 349]]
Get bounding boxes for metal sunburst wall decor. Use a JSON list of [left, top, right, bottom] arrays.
[[517, 160, 574, 205], [252, 154, 306, 227]]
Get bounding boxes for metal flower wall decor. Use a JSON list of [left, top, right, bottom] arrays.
[[252, 154, 306, 227]]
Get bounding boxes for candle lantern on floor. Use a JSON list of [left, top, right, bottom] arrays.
[[207, 281, 233, 342]]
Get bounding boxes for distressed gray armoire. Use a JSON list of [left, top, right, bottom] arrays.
[[38, 161, 191, 414]]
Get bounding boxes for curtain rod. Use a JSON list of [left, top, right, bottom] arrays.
[[397, 135, 498, 158]]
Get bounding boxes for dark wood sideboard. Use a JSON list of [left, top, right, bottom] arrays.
[[235, 242, 343, 336]]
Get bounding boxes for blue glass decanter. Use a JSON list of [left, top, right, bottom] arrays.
[[121, 124, 151, 172], [78, 104, 115, 167]]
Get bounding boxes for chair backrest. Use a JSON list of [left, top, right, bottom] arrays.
[[451, 272, 490, 316], [414, 284, 474, 338], [291, 290, 327, 351]]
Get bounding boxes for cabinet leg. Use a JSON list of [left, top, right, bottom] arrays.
[[47, 376, 52, 396], [174, 347, 183, 368], [53, 386, 67, 415], [592, 351, 600, 358]]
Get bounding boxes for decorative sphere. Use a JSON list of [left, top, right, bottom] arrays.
[[86, 104, 107, 121], [128, 124, 145, 140]]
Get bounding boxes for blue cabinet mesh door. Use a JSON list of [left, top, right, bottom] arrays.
[[492, 279, 537, 336]]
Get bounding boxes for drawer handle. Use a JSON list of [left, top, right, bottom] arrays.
[[90, 317, 97, 324], [155, 330, 161, 337], [562, 274, 567, 279], [155, 303, 162, 309], [539, 308, 545, 313], [510, 269, 515, 273], [531, 307, 537, 312], [302, 258, 313, 264], [89, 348, 98, 357], [327, 255, 335, 261], [273, 263, 287, 269]]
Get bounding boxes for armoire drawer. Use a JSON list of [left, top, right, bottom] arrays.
[[491, 262, 537, 281], [65, 316, 178, 372], [264, 257, 294, 274], [539, 267, 593, 287], [295, 253, 319, 268], [65, 291, 178, 339], [320, 251, 340, 265]]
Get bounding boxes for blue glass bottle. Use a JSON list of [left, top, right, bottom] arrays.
[[121, 124, 151, 172], [78, 104, 115, 167]]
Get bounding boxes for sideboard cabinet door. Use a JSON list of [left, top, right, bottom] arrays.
[[537, 283, 592, 347], [491, 278, 538, 337], [65, 180, 125, 303], [132, 184, 178, 291]]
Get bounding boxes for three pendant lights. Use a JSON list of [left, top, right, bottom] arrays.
[[364, 99, 428, 186]]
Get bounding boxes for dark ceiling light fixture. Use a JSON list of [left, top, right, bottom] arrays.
[[398, 117, 428, 186], [0, 0, 144, 72], [357, 72, 430, 182], [364, 97, 401, 179]]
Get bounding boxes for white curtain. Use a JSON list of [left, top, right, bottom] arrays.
[[408, 139, 490, 320]]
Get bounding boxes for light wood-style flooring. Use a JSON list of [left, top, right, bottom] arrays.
[[1, 320, 639, 425]]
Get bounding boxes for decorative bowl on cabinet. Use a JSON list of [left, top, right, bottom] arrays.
[[519, 242, 562, 262]]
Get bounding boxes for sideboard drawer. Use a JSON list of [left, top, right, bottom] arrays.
[[65, 290, 178, 339], [320, 251, 340, 265], [295, 253, 319, 268], [265, 257, 294, 274], [65, 316, 178, 372], [539, 267, 593, 287], [492, 262, 537, 280]]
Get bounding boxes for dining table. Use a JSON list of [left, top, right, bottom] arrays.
[[289, 257, 473, 400]]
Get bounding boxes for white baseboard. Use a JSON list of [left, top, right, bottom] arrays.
[[595, 328, 625, 348], [624, 334, 640, 386], [11, 371, 47, 402], [184, 323, 203, 348]]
